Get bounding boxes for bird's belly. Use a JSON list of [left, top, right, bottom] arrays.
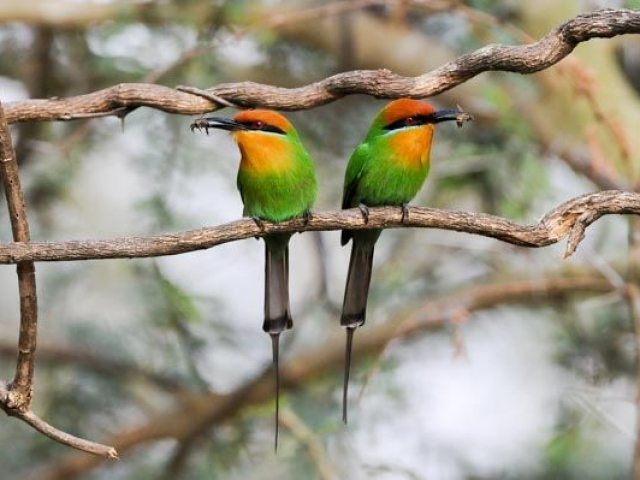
[[239, 171, 315, 222], [358, 163, 429, 206]]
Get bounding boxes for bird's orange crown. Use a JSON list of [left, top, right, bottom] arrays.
[[380, 99, 436, 126], [234, 110, 294, 134]]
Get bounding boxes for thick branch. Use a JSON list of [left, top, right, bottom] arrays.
[[0, 190, 636, 264], [4, 8, 640, 122]]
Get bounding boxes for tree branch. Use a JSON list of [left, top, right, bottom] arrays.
[[0, 101, 117, 459], [3, 8, 640, 122], [0, 342, 185, 392], [0, 381, 117, 459], [0, 98, 37, 409], [0, 190, 635, 264], [279, 408, 337, 480]]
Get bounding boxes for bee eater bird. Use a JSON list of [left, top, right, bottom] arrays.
[[191, 110, 317, 450], [340, 99, 469, 423]]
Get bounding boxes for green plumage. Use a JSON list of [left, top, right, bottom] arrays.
[[340, 100, 439, 423], [192, 110, 318, 450], [235, 131, 317, 332], [342, 123, 430, 245], [238, 163, 317, 222], [342, 120, 433, 326]]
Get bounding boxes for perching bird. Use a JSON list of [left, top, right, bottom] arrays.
[[191, 110, 317, 449], [340, 99, 469, 423]]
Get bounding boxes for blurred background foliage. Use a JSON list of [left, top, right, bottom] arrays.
[[1, 0, 640, 479]]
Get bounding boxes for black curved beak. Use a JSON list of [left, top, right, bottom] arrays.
[[430, 108, 473, 127], [190, 117, 246, 133]]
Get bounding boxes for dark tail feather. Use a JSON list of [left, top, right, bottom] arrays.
[[341, 242, 374, 423], [343, 326, 356, 423], [264, 239, 292, 451], [270, 333, 280, 452], [341, 242, 374, 327], [264, 242, 292, 334]]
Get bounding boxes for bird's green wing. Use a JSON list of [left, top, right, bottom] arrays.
[[342, 142, 370, 210], [237, 172, 249, 217]]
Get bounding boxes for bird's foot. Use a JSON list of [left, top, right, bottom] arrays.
[[358, 203, 370, 224], [401, 203, 409, 223], [302, 209, 313, 226], [252, 216, 266, 232]]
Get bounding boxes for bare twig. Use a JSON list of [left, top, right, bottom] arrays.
[[459, 4, 633, 191], [0, 190, 635, 263], [0, 342, 185, 392], [2, 9, 639, 122], [0, 381, 117, 458], [0, 383, 117, 459], [626, 215, 640, 479], [280, 408, 337, 480], [626, 282, 640, 480]]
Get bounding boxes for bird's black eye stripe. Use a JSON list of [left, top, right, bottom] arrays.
[[262, 124, 286, 134], [238, 121, 286, 134], [383, 114, 431, 131]]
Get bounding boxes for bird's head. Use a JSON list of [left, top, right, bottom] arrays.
[[369, 98, 468, 139], [191, 110, 296, 142], [191, 110, 305, 171]]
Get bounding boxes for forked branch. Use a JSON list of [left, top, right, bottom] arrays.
[[0, 101, 117, 458]]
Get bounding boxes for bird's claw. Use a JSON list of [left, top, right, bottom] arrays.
[[303, 209, 313, 226], [358, 204, 370, 224], [401, 203, 409, 223], [252, 216, 266, 232]]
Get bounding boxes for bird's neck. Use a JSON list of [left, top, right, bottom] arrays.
[[234, 132, 298, 175], [385, 127, 434, 170]]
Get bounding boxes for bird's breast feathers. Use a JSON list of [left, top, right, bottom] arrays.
[[234, 131, 296, 175], [387, 125, 434, 170]]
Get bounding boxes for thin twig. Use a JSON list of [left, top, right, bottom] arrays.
[[0, 341, 185, 392], [459, 4, 632, 191], [626, 215, 640, 479], [0, 381, 117, 458], [280, 408, 337, 480], [0, 190, 636, 263], [626, 282, 640, 479]]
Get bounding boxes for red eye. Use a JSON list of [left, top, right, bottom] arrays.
[[254, 121, 264, 129], [404, 117, 416, 126]]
